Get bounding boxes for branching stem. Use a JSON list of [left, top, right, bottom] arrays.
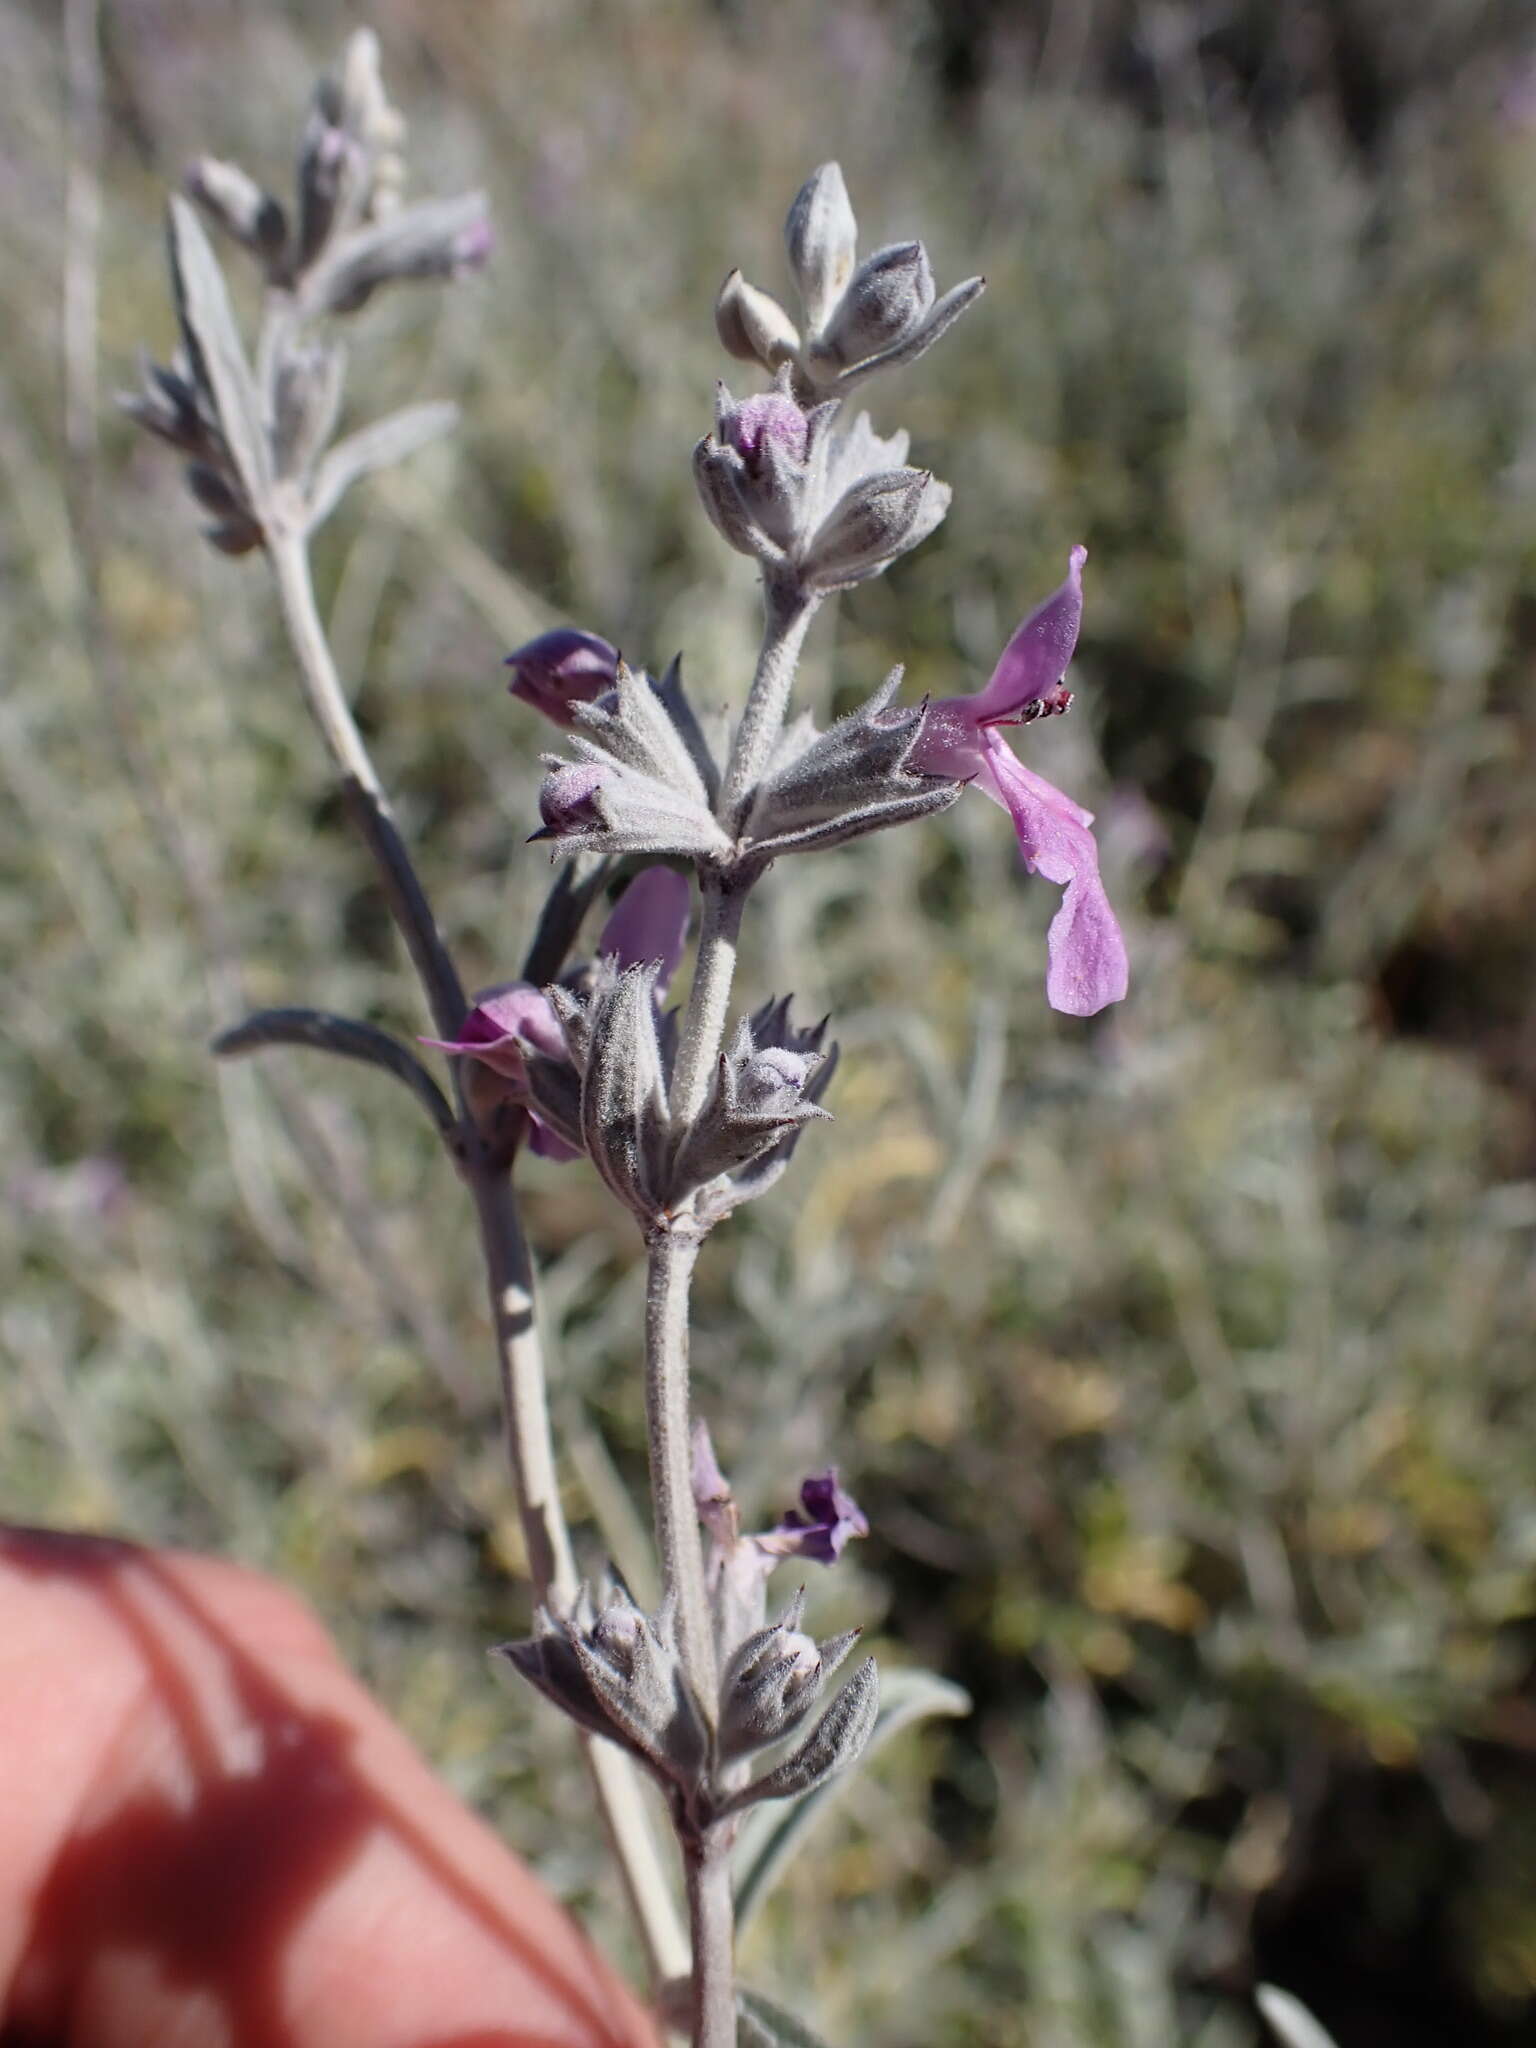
[[685, 1834, 738, 2048], [720, 571, 821, 831], [643, 1225, 714, 1697], [262, 515, 688, 1989]]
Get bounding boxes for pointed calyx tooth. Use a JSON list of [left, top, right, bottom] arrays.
[[722, 1656, 880, 1812], [743, 667, 964, 858], [535, 659, 731, 863], [690, 1001, 839, 1227], [576, 964, 674, 1225], [494, 1588, 709, 1795], [668, 1012, 830, 1203], [818, 240, 934, 370]]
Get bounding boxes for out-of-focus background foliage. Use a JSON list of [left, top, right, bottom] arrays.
[[3, 0, 1535, 2041]]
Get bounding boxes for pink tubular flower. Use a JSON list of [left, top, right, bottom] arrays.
[[420, 866, 692, 1158], [505, 627, 618, 727], [914, 546, 1129, 1018]]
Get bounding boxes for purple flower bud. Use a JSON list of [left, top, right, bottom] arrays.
[[724, 393, 811, 465], [505, 627, 619, 727], [535, 762, 608, 839], [757, 1468, 869, 1566], [420, 982, 565, 1082], [419, 983, 579, 1160]]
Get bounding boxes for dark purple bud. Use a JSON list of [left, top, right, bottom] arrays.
[[534, 763, 608, 839], [757, 1467, 869, 1566], [506, 627, 619, 727]]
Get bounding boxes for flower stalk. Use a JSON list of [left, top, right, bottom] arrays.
[[130, 35, 1131, 2045]]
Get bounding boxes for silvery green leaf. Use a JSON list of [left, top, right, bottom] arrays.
[[1257, 1987, 1343, 2048], [733, 1665, 970, 1932], [723, 1657, 878, 1815], [307, 400, 458, 531], [738, 1987, 837, 2048], [302, 191, 490, 316], [784, 162, 857, 335], [167, 195, 271, 511], [211, 1006, 456, 1139]]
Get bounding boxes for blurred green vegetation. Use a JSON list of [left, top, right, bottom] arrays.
[[3, 2, 1535, 2043]]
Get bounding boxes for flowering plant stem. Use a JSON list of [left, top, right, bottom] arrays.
[[646, 568, 824, 2045], [262, 518, 688, 1991]]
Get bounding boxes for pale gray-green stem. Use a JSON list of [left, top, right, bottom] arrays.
[[643, 1224, 713, 1694], [719, 571, 821, 831], [668, 876, 746, 1128], [686, 1834, 738, 2048], [262, 514, 688, 1987], [653, 569, 823, 2045], [669, 571, 819, 1126]]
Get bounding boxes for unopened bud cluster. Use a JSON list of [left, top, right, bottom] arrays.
[[123, 29, 488, 552], [500, 1450, 877, 1835], [716, 162, 984, 400]]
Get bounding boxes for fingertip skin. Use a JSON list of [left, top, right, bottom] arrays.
[[0, 1529, 658, 2048]]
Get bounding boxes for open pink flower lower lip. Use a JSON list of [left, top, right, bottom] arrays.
[[911, 546, 1128, 1018]]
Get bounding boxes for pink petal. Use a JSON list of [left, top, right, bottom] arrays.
[[976, 732, 1128, 1017], [419, 982, 565, 1077], [971, 545, 1086, 723], [597, 866, 692, 993], [528, 1117, 581, 1162]]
